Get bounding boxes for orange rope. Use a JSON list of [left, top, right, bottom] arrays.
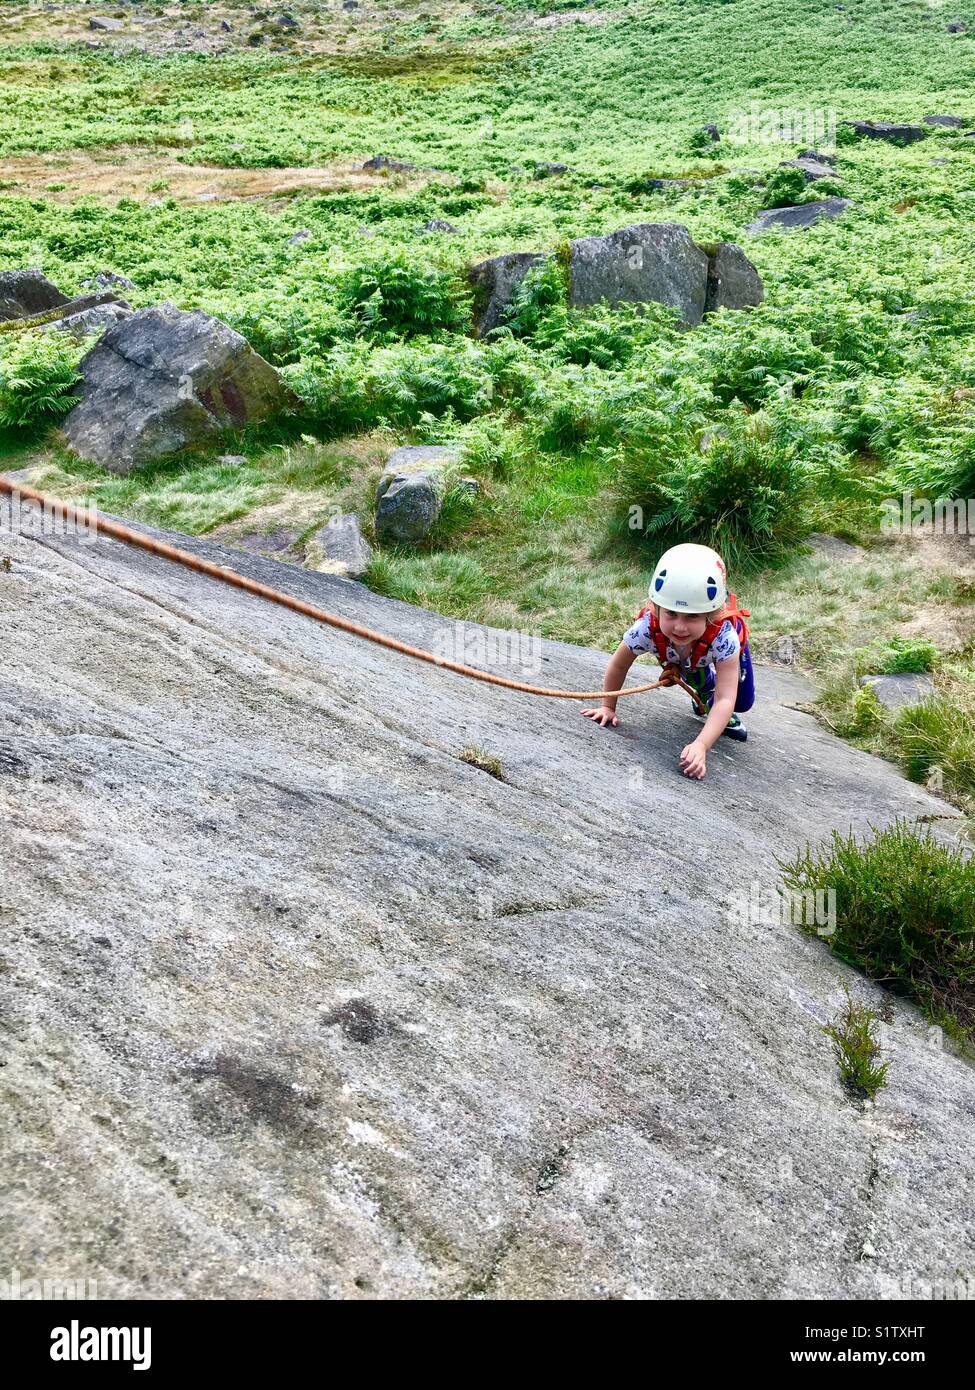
[[0, 477, 709, 712]]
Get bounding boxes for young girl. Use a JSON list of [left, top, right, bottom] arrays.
[[582, 543, 754, 781]]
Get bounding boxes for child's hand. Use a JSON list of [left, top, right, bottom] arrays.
[[680, 738, 707, 779], [582, 704, 619, 728]]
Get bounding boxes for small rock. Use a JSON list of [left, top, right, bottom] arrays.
[[220, 19, 233, 31], [286, 229, 312, 246], [532, 161, 569, 179], [272, 12, 300, 29], [305, 513, 373, 580], [44, 301, 133, 339], [947, 21, 966, 33], [361, 155, 415, 173], [923, 114, 967, 128], [779, 157, 839, 182], [342, 0, 359, 8], [88, 16, 125, 31], [797, 149, 836, 166], [421, 218, 459, 234], [82, 269, 137, 292], [217, 455, 248, 467], [747, 197, 852, 233], [858, 673, 936, 710], [375, 446, 460, 544], [701, 123, 721, 142]]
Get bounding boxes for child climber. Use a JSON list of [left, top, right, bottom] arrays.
[[582, 543, 754, 781]]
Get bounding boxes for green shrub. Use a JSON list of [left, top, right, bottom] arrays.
[[761, 166, 808, 209], [612, 405, 819, 569], [823, 989, 890, 1101], [781, 821, 975, 1047], [870, 636, 938, 675], [497, 256, 567, 339], [338, 249, 471, 340], [0, 331, 85, 429]]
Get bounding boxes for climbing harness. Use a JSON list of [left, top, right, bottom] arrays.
[[0, 477, 709, 712], [636, 594, 751, 673]]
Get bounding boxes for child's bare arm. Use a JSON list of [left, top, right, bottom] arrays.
[[680, 656, 738, 778], [581, 642, 637, 727]]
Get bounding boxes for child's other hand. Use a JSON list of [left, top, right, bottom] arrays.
[[680, 738, 707, 779], [582, 704, 618, 728]]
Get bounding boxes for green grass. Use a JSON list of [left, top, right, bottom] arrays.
[[781, 821, 975, 1051]]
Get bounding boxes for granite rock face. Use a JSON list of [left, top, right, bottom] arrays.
[[0, 503, 972, 1299]]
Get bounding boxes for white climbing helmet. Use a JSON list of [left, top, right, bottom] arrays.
[[648, 543, 728, 613]]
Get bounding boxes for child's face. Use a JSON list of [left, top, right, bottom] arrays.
[[655, 605, 708, 645]]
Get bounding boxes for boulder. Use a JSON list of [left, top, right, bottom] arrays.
[[858, 673, 936, 710], [780, 157, 839, 182], [469, 250, 547, 336], [62, 305, 296, 474], [89, 16, 124, 31], [747, 197, 852, 233], [947, 21, 966, 32], [305, 513, 373, 579], [375, 445, 460, 544], [842, 121, 927, 144], [361, 155, 415, 173], [532, 162, 569, 179], [797, 149, 836, 166], [0, 269, 69, 322], [272, 12, 299, 28], [923, 115, 967, 128], [568, 222, 710, 326], [703, 242, 764, 313]]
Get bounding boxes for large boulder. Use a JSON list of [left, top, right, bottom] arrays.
[[469, 251, 547, 336], [703, 242, 764, 313], [0, 269, 70, 322], [568, 222, 710, 326], [62, 305, 295, 474], [375, 445, 459, 544], [842, 120, 927, 144], [747, 197, 852, 233]]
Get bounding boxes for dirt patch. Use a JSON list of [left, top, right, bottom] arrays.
[[0, 147, 454, 205]]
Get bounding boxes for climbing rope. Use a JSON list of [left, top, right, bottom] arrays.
[[0, 476, 709, 712]]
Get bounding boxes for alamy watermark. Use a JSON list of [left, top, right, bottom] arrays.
[[431, 619, 543, 678], [726, 879, 837, 936], [0, 488, 99, 543], [880, 489, 975, 544], [727, 101, 837, 147], [1, 1267, 98, 1300]]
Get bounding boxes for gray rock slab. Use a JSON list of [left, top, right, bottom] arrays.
[[0, 505, 972, 1298], [703, 242, 764, 313], [0, 269, 70, 322]]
